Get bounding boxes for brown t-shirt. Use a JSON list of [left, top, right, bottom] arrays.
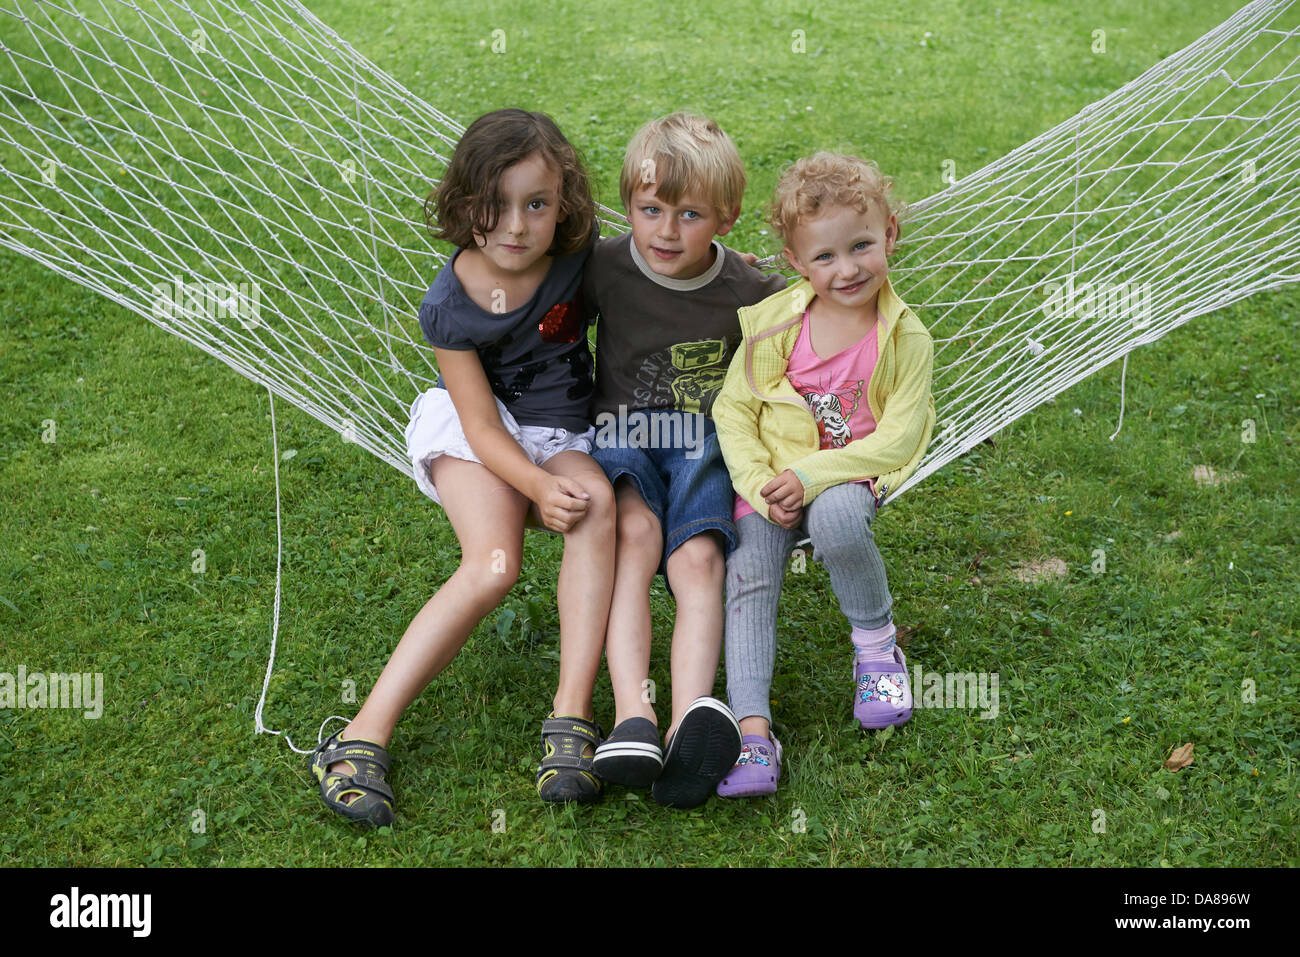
[[586, 233, 787, 419]]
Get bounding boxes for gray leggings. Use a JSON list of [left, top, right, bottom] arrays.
[[725, 482, 893, 723]]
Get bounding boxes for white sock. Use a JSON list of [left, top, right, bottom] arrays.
[[851, 623, 896, 661]]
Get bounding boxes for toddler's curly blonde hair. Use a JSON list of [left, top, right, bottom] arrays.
[[768, 152, 901, 246]]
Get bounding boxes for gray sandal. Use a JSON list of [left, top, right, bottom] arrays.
[[310, 731, 396, 828], [536, 714, 604, 805]]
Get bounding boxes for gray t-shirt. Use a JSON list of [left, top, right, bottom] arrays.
[[418, 235, 594, 433], [586, 233, 786, 419]]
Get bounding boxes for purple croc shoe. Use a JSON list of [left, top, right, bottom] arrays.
[[854, 645, 913, 729], [716, 733, 782, 798]]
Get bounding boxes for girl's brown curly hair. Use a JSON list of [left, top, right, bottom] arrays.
[[425, 109, 595, 256]]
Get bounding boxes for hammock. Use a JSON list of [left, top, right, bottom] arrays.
[[2, 1, 1298, 749], [3, 0, 1296, 504]]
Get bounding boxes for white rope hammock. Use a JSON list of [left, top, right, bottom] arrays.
[[2, 0, 1297, 745], [3, 0, 1297, 496]]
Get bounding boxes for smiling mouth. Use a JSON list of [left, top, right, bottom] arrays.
[[836, 279, 867, 293]]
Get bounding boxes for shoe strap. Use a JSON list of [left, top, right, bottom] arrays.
[[540, 715, 602, 772], [313, 733, 391, 776], [322, 771, 394, 804], [541, 715, 601, 746]]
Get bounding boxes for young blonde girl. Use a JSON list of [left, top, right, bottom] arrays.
[[712, 152, 935, 797], [311, 109, 615, 825]]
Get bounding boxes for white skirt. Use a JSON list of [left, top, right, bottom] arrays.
[[404, 387, 595, 505]]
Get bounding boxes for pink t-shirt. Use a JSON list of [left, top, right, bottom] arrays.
[[734, 310, 880, 521]]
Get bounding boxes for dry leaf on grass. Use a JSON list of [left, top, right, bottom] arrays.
[[895, 622, 924, 645], [1014, 557, 1068, 583], [1192, 465, 1243, 487], [1164, 742, 1195, 771]]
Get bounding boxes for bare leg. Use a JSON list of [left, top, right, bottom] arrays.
[[663, 531, 726, 742], [331, 456, 528, 788], [539, 450, 615, 721], [605, 479, 663, 728]]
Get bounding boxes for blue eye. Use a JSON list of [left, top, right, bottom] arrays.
[[815, 252, 833, 262], [682, 210, 700, 221], [855, 240, 871, 250], [643, 206, 660, 216]]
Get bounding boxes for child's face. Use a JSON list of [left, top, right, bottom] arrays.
[[474, 152, 564, 273], [627, 183, 737, 281], [784, 202, 897, 314]]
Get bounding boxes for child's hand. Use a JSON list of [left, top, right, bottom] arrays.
[[768, 502, 803, 529], [761, 469, 805, 511], [534, 475, 591, 533]]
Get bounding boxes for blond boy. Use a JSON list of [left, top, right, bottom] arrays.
[[584, 112, 785, 808]]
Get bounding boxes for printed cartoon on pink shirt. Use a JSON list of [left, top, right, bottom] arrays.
[[790, 374, 865, 449]]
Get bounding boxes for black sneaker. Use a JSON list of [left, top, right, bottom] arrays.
[[593, 717, 663, 788], [651, 697, 742, 809]]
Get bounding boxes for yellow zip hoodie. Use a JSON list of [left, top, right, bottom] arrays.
[[713, 275, 935, 518]]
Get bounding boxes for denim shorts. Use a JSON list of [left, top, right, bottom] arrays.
[[592, 408, 738, 577]]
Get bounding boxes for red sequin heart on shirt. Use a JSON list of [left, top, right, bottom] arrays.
[[538, 297, 581, 344]]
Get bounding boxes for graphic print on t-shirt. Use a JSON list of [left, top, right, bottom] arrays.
[[479, 338, 548, 404], [477, 292, 592, 406], [633, 336, 734, 415], [538, 290, 584, 344], [788, 373, 865, 449]]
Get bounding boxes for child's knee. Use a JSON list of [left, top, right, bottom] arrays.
[[725, 539, 781, 590], [808, 509, 874, 568], [807, 489, 876, 549], [726, 549, 764, 587], [667, 533, 725, 585], [615, 498, 659, 544], [458, 551, 521, 604], [810, 528, 874, 570], [583, 479, 616, 529]]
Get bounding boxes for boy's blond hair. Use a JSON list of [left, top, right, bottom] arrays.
[[618, 112, 746, 220], [769, 152, 900, 245]]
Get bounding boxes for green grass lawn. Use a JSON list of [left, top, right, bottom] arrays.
[[1, 0, 1296, 866]]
